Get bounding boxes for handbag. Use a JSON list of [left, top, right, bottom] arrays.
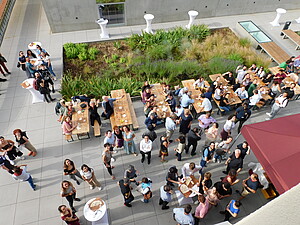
[[144, 190, 152, 200], [17, 62, 21, 68]]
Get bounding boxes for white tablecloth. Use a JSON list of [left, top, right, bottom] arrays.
[[84, 198, 109, 225], [21, 78, 44, 104]]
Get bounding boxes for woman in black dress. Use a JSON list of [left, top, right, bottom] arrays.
[[179, 109, 193, 136], [113, 126, 124, 148]]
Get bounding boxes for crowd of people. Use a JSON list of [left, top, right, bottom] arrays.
[[1, 48, 299, 225]]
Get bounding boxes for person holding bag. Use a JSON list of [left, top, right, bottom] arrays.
[[140, 177, 152, 203]]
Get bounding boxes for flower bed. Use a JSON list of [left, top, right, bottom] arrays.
[[61, 25, 271, 100]]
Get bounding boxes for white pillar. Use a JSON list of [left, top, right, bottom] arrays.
[[96, 19, 109, 39], [186, 10, 199, 29], [143, 14, 154, 34], [295, 17, 300, 23], [270, 8, 286, 27]]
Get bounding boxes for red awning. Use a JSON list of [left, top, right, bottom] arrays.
[[241, 114, 300, 194]]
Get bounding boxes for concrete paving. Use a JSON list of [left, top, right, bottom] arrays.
[[0, 0, 299, 224]]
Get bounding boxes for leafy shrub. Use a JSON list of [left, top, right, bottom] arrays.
[[208, 57, 242, 74], [227, 53, 244, 63], [78, 52, 88, 61], [146, 44, 173, 60], [64, 43, 78, 59], [88, 47, 99, 60]]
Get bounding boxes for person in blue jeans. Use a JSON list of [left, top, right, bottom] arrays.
[[12, 165, 36, 190], [219, 93, 231, 113], [200, 142, 215, 167], [219, 200, 242, 221]]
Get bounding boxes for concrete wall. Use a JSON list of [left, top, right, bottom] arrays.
[[40, 0, 98, 33], [125, 0, 300, 25]]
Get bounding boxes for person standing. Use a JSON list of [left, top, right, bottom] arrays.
[[18, 51, 27, 72], [0, 53, 11, 76], [181, 162, 202, 182], [160, 135, 169, 163], [0, 136, 24, 161], [118, 178, 134, 207], [103, 130, 117, 153], [205, 122, 219, 145], [185, 127, 201, 156], [41, 51, 57, 80], [179, 109, 193, 136], [220, 200, 242, 221], [60, 180, 81, 212], [124, 165, 139, 185], [165, 113, 178, 142], [197, 112, 216, 131], [236, 173, 259, 200], [12, 165, 36, 190], [174, 135, 186, 161], [266, 92, 289, 120], [80, 164, 102, 190], [159, 185, 172, 210], [63, 159, 83, 185], [235, 103, 251, 133], [173, 204, 194, 225], [113, 126, 124, 149], [123, 126, 138, 156], [194, 195, 210, 223], [0, 155, 14, 174], [140, 135, 152, 164], [223, 149, 243, 175], [101, 95, 124, 119], [13, 129, 37, 157], [89, 100, 102, 127], [58, 205, 80, 225], [102, 143, 116, 180], [200, 142, 216, 167], [140, 177, 152, 203], [220, 115, 236, 141], [237, 141, 251, 160]]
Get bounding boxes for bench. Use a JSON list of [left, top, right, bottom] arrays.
[[126, 93, 139, 130], [282, 29, 300, 50], [93, 120, 101, 137], [110, 114, 117, 129], [212, 96, 225, 115], [258, 42, 290, 65]]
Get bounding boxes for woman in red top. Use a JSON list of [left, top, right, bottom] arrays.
[[58, 205, 80, 225]]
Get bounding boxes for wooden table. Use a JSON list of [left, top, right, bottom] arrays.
[[223, 87, 242, 105], [151, 84, 172, 119], [268, 67, 281, 75], [179, 175, 199, 198], [182, 79, 204, 114], [72, 104, 90, 140], [209, 74, 228, 85], [111, 89, 133, 128], [248, 71, 266, 88]]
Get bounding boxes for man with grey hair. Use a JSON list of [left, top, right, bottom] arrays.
[[101, 95, 124, 119], [223, 149, 243, 174], [165, 113, 178, 142]]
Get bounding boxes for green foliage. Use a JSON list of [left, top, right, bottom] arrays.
[[113, 41, 122, 50], [127, 25, 210, 52], [227, 53, 244, 63], [64, 43, 78, 59], [208, 57, 242, 74], [145, 44, 173, 60], [239, 38, 251, 47], [88, 47, 99, 60], [78, 52, 88, 61]]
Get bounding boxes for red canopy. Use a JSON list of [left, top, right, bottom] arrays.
[[241, 114, 300, 194]]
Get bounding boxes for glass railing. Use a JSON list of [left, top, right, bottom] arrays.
[[97, 2, 125, 26]]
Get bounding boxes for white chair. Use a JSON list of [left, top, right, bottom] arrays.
[[186, 10, 199, 29], [270, 8, 286, 27], [143, 14, 154, 34]]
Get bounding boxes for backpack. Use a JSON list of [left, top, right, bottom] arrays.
[[203, 147, 214, 160], [33, 79, 38, 91]]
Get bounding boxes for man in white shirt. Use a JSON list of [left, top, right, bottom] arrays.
[[12, 165, 36, 190], [235, 86, 248, 100], [198, 94, 212, 112], [140, 135, 153, 164], [181, 162, 202, 179], [266, 92, 289, 120], [104, 130, 117, 153], [236, 65, 247, 84], [248, 90, 261, 107]]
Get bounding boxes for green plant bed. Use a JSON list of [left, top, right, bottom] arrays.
[[62, 25, 271, 100]]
